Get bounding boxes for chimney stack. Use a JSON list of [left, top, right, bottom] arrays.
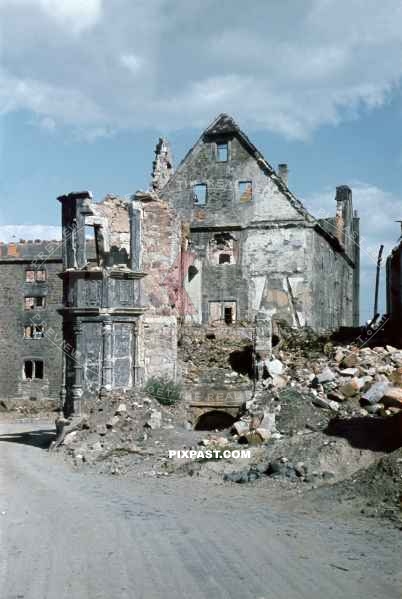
[[278, 164, 288, 186], [335, 185, 352, 248]]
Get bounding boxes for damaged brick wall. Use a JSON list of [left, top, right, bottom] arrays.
[[131, 191, 181, 380]]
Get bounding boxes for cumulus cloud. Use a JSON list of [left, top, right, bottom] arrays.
[[305, 182, 402, 319], [0, 0, 102, 33], [1, 0, 402, 138], [120, 54, 144, 75]]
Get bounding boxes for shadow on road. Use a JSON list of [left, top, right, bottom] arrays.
[[325, 413, 402, 453], [0, 428, 55, 449]]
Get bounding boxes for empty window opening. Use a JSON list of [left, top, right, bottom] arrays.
[[24, 296, 46, 310], [193, 184, 207, 206], [35, 269, 47, 282], [23, 360, 44, 380], [24, 325, 45, 339], [224, 306, 234, 324], [188, 264, 199, 282], [35, 360, 44, 379], [209, 301, 236, 324], [25, 269, 47, 282], [195, 410, 237, 431], [219, 253, 231, 264], [217, 143, 228, 162], [238, 180, 253, 203]]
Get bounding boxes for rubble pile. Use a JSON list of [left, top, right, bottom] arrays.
[[179, 326, 253, 384], [56, 389, 193, 476], [250, 342, 402, 417], [52, 328, 402, 521]]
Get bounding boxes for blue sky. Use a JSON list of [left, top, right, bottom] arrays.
[[1, 0, 401, 321]]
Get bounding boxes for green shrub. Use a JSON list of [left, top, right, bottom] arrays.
[[144, 376, 182, 406]]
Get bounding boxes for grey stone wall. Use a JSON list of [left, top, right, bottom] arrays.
[[160, 115, 359, 330], [0, 242, 63, 401]]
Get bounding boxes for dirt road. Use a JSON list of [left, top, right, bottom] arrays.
[[0, 420, 401, 599]]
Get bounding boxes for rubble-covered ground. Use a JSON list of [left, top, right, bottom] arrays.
[[7, 327, 402, 525]]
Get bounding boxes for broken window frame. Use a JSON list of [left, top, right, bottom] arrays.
[[224, 306, 234, 325], [216, 142, 229, 162], [25, 269, 47, 282], [208, 300, 237, 324], [23, 359, 44, 380], [238, 180, 253, 203], [218, 253, 231, 265], [24, 296, 46, 310], [188, 264, 199, 282], [193, 183, 207, 207], [24, 325, 45, 339]]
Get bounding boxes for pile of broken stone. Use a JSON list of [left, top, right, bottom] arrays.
[[225, 343, 402, 447], [55, 341, 402, 486], [55, 389, 189, 474]]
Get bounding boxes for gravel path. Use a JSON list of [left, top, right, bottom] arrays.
[[0, 420, 401, 599]]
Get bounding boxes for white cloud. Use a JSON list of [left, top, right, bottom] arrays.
[[0, 0, 402, 137], [39, 0, 102, 32], [120, 54, 143, 75], [305, 182, 402, 320], [0, 0, 102, 33]]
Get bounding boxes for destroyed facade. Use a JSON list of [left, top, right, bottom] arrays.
[[159, 114, 360, 329], [0, 113, 362, 407], [58, 192, 179, 414]]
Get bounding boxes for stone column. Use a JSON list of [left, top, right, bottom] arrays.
[[132, 320, 143, 385], [254, 311, 272, 380], [59, 349, 67, 413], [71, 317, 83, 414], [100, 316, 113, 396]]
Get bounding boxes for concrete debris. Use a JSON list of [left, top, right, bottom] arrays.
[[232, 420, 250, 436], [361, 382, 392, 405], [267, 359, 284, 377], [381, 387, 402, 408], [316, 368, 336, 384], [145, 410, 162, 430]]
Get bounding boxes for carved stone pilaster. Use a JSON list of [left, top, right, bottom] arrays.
[[100, 317, 113, 396], [71, 317, 83, 413]]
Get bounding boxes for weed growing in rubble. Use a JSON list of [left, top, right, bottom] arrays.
[[144, 376, 183, 406]]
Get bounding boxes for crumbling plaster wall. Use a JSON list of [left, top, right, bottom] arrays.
[[243, 226, 308, 325], [161, 134, 311, 325], [161, 127, 358, 331], [307, 229, 355, 330], [96, 195, 130, 255], [131, 194, 181, 381], [161, 136, 304, 227]]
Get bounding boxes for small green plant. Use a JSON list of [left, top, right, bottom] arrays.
[[144, 376, 182, 406]]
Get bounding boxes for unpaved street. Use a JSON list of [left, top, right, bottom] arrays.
[[0, 420, 401, 599]]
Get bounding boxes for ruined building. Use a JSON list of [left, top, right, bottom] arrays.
[[0, 113, 360, 407], [58, 192, 179, 414], [0, 240, 63, 401], [386, 225, 402, 336], [159, 114, 360, 329]]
